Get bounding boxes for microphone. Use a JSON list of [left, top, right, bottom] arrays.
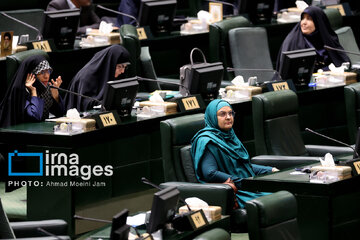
[[141, 177, 191, 211], [204, 0, 239, 15], [73, 214, 112, 223], [37, 227, 63, 240], [324, 45, 360, 57], [0, 12, 43, 41], [135, 76, 191, 96], [48, 85, 106, 111], [96, 5, 139, 27], [305, 128, 359, 158]]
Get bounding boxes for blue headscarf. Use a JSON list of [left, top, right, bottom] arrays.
[[191, 99, 255, 183]]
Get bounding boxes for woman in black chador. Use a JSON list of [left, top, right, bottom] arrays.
[[64, 45, 130, 112], [276, 6, 350, 72], [0, 55, 64, 128]]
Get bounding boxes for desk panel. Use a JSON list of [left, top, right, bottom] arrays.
[[242, 167, 360, 240]]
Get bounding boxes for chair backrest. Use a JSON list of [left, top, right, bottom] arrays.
[[119, 24, 141, 78], [252, 90, 307, 156], [344, 82, 360, 144], [0, 198, 16, 239], [6, 49, 49, 90], [228, 27, 274, 83], [324, 7, 343, 30], [160, 113, 205, 182], [209, 16, 252, 80], [335, 26, 360, 65], [120, 24, 161, 92], [0, 9, 44, 41], [193, 228, 231, 240], [245, 191, 301, 240]]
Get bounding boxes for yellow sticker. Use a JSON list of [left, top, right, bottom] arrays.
[[272, 82, 289, 91], [182, 97, 200, 110], [32, 40, 52, 52], [353, 161, 360, 175], [137, 27, 148, 40], [99, 112, 117, 127], [190, 211, 207, 229]]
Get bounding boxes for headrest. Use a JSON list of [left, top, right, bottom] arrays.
[[253, 90, 298, 119], [210, 16, 251, 44], [165, 113, 204, 146]]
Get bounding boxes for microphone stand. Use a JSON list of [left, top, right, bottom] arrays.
[[48, 85, 106, 112], [305, 128, 359, 158], [0, 12, 43, 41], [324, 45, 360, 57], [96, 5, 139, 27], [135, 76, 191, 97]]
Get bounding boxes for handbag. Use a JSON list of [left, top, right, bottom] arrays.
[[179, 48, 224, 98]]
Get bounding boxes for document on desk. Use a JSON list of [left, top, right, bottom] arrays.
[[127, 212, 146, 227]]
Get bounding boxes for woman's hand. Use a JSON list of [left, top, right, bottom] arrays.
[[272, 167, 280, 172], [50, 76, 62, 102], [223, 178, 238, 193], [25, 73, 37, 97]]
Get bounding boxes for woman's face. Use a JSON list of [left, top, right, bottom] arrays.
[[301, 13, 316, 35], [36, 69, 51, 86], [217, 106, 234, 132], [115, 64, 127, 78]]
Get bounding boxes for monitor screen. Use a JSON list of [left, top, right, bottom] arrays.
[[146, 186, 180, 234], [180, 62, 224, 102], [138, 0, 177, 35], [103, 77, 139, 117], [42, 9, 80, 50], [110, 209, 130, 240], [279, 48, 316, 87], [239, 0, 275, 24]]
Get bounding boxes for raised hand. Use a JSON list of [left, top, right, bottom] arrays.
[[50, 76, 62, 102], [25, 73, 37, 96]]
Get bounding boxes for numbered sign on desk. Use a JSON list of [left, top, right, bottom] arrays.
[[267, 80, 296, 92], [91, 111, 121, 129], [32, 40, 52, 52], [174, 94, 206, 113], [189, 210, 209, 229]]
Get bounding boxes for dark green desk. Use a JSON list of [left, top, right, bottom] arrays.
[[242, 167, 360, 240], [79, 215, 230, 240], [0, 84, 351, 235]]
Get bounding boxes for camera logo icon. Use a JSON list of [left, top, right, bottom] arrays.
[[8, 150, 43, 176]]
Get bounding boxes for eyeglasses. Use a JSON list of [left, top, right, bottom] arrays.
[[217, 111, 235, 118], [38, 69, 52, 75], [116, 64, 128, 70]]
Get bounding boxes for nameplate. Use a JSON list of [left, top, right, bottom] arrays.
[[136, 27, 148, 40], [174, 94, 205, 112], [354, 161, 360, 175], [266, 80, 296, 92], [32, 40, 52, 52], [188, 210, 209, 230], [91, 111, 121, 129]]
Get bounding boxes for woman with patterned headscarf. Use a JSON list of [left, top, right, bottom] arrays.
[[276, 6, 350, 72], [0, 55, 65, 128], [65, 45, 130, 112], [191, 99, 279, 208]]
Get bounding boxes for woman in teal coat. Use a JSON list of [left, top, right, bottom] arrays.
[[191, 99, 278, 208]]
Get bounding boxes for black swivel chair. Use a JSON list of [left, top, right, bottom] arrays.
[[228, 27, 275, 84], [208, 16, 252, 80], [245, 191, 301, 240], [251, 90, 353, 169]]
